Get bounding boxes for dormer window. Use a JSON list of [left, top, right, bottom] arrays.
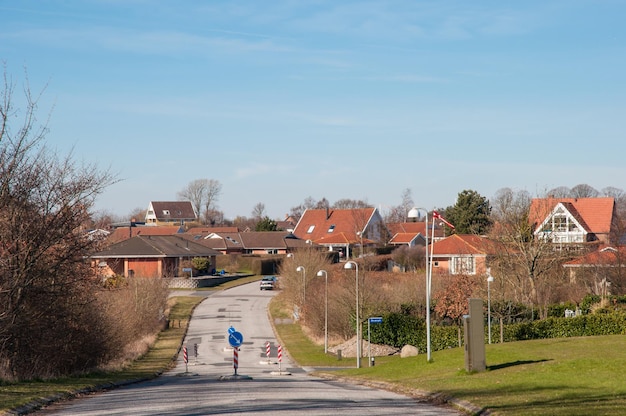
[[328, 224, 335, 233], [163, 210, 170, 216]]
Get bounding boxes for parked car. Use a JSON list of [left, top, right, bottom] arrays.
[[260, 276, 278, 290]]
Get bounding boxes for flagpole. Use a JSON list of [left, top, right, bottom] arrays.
[[425, 213, 431, 362], [427, 215, 436, 362]]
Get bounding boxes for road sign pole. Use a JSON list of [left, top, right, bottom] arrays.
[[278, 345, 282, 373], [367, 317, 382, 367], [183, 346, 188, 373], [233, 347, 239, 376]]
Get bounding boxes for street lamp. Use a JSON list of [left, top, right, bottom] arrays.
[[296, 266, 306, 310], [316, 269, 328, 354], [344, 260, 361, 368], [487, 270, 494, 345], [408, 207, 432, 362]]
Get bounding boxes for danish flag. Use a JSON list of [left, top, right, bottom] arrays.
[[433, 211, 455, 229]]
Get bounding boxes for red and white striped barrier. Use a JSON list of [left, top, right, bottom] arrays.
[[183, 346, 188, 364], [233, 347, 239, 375], [278, 345, 282, 362], [266, 341, 271, 360]]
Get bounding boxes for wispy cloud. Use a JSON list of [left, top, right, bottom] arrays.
[[235, 163, 294, 179], [4, 26, 294, 56]]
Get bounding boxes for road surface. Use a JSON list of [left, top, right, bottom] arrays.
[[37, 282, 463, 415]]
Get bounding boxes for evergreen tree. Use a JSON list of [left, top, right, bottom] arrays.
[[445, 189, 492, 234]]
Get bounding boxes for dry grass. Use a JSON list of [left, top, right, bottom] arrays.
[[0, 295, 202, 414]]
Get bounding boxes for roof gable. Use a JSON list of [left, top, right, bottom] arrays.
[[529, 197, 614, 234]]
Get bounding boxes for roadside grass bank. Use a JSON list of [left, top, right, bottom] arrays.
[[0, 276, 261, 415], [270, 291, 626, 416]]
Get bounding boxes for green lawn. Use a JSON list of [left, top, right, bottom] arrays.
[[274, 319, 626, 416]]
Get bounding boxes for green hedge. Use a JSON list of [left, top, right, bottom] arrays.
[[368, 311, 626, 351], [502, 313, 626, 342]]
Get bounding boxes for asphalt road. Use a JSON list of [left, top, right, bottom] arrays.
[[36, 282, 463, 415]]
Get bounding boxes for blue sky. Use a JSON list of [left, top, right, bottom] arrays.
[[2, 1, 625, 220]]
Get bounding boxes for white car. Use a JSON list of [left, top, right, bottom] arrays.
[[260, 276, 278, 290]]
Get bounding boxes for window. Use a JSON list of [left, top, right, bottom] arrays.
[[539, 209, 585, 243], [328, 224, 335, 233], [162, 210, 170, 216], [451, 256, 475, 275], [307, 225, 315, 234]]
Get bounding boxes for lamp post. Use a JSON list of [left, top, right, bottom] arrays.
[[296, 266, 306, 311], [408, 207, 431, 362], [316, 270, 328, 354], [344, 260, 361, 368], [487, 270, 494, 345]]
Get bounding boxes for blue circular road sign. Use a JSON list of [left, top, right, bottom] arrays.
[[228, 330, 244, 348]]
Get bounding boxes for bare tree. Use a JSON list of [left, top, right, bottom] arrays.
[[290, 196, 318, 219], [601, 186, 626, 200], [177, 178, 222, 224], [491, 188, 531, 224], [332, 198, 371, 209], [570, 183, 599, 198], [489, 195, 572, 318], [128, 206, 147, 222], [545, 186, 570, 198], [252, 202, 266, 219], [0, 69, 118, 379], [384, 188, 414, 223]]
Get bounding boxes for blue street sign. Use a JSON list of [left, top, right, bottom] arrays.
[[228, 326, 236, 334], [229, 330, 244, 348], [369, 317, 383, 324]]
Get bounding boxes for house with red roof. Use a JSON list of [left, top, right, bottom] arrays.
[[430, 234, 498, 275], [562, 245, 626, 295], [292, 207, 387, 259], [529, 197, 617, 245], [387, 221, 445, 247]]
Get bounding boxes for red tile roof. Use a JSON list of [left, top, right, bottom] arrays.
[[387, 221, 444, 240], [389, 232, 420, 245], [431, 234, 497, 256], [563, 245, 626, 267], [529, 197, 615, 234], [387, 222, 426, 235], [293, 207, 377, 244]]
